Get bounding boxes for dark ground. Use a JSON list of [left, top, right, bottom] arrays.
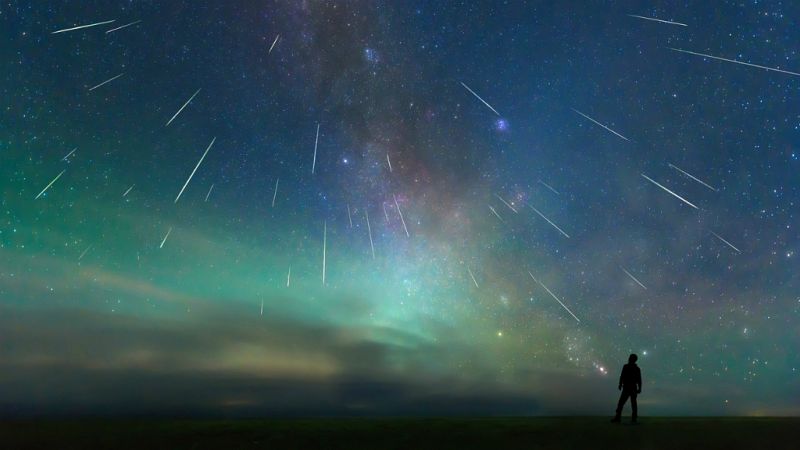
[[2, 417, 798, 449]]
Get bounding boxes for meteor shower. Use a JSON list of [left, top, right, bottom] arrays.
[[1, 2, 798, 449]]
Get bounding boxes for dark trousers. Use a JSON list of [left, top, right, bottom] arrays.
[[615, 389, 638, 420]]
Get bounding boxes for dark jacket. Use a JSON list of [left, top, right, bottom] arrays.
[[619, 363, 642, 392]]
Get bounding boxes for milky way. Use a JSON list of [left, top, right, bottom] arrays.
[[1, 2, 798, 416]]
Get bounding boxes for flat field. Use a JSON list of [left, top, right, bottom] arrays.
[[2, 417, 798, 449]]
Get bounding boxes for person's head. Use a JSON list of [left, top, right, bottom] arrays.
[[628, 353, 638, 364]]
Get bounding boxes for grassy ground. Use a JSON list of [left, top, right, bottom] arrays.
[[2, 417, 798, 449]]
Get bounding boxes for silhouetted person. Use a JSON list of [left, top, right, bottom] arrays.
[[611, 353, 641, 423]]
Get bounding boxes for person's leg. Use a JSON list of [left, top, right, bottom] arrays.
[[630, 393, 638, 422], [614, 391, 629, 420]]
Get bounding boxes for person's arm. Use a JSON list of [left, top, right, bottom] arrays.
[[636, 367, 642, 393], [618, 366, 624, 390]]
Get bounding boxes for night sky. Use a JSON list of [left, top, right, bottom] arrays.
[[1, 1, 799, 417]]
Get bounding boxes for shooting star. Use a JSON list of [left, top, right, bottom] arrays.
[[52, 19, 115, 34], [204, 184, 214, 202], [572, 108, 630, 141], [260, 298, 264, 316], [166, 88, 201, 126], [495, 194, 518, 213], [711, 231, 741, 254], [271, 178, 279, 207], [287, 266, 291, 287], [538, 180, 560, 195], [387, 153, 393, 172], [78, 245, 92, 261], [460, 81, 500, 116], [62, 147, 77, 161], [529, 204, 570, 238], [88, 73, 124, 91], [641, 173, 699, 209], [35, 169, 66, 199], [347, 204, 353, 228], [105, 20, 141, 34], [467, 266, 479, 288], [528, 272, 581, 323], [268, 34, 280, 54], [311, 123, 320, 174], [383, 202, 390, 222], [668, 47, 800, 77], [627, 14, 687, 27], [488, 205, 505, 223], [322, 221, 327, 285], [175, 137, 216, 203], [159, 227, 172, 249], [393, 194, 410, 237], [123, 184, 135, 197], [668, 163, 718, 192], [365, 209, 375, 259], [621, 267, 647, 290]]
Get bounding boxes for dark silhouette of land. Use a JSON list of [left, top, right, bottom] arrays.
[[2, 417, 798, 449]]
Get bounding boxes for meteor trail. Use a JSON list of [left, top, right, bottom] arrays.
[[105, 20, 141, 34], [268, 34, 280, 54], [166, 88, 201, 126], [322, 221, 327, 285], [123, 184, 135, 197], [668, 163, 718, 191], [52, 19, 115, 34], [287, 266, 291, 287], [394, 194, 410, 237], [711, 231, 741, 254], [311, 123, 320, 174], [668, 47, 800, 77], [529, 204, 570, 238], [347, 204, 353, 228], [488, 205, 505, 223], [260, 298, 264, 316], [62, 147, 77, 161], [529, 272, 581, 323], [387, 153, 393, 172], [538, 180, 560, 195], [641, 173, 699, 209], [88, 73, 124, 91], [495, 194, 518, 213], [627, 14, 687, 26], [174, 137, 216, 203], [271, 178, 279, 207], [572, 108, 630, 141], [467, 266, 479, 288], [383, 203, 390, 222], [365, 209, 375, 259], [460, 82, 500, 116], [621, 267, 647, 290], [204, 184, 214, 202], [78, 245, 92, 261], [159, 227, 172, 249], [35, 169, 66, 199]]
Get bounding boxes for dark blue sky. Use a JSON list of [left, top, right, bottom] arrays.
[[1, 1, 798, 416]]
